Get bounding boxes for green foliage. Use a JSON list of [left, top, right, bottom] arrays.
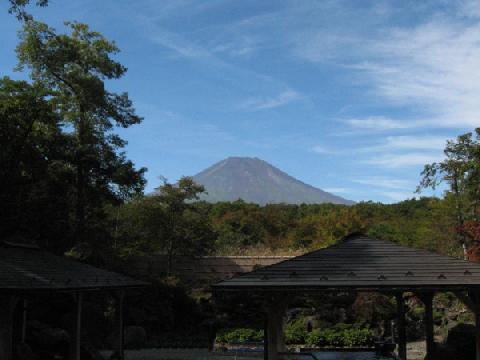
[[285, 318, 308, 344], [305, 325, 374, 347], [418, 128, 480, 249], [215, 328, 264, 344], [217, 324, 373, 347], [205, 198, 459, 256], [109, 177, 215, 274], [7, 0, 48, 21], [13, 19, 146, 247], [0, 77, 75, 250]]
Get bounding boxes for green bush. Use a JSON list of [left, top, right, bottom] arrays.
[[305, 326, 374, 347], [215, 328, 264, 343], [285, 319, 308, 344], [217, 325, 374, 347]]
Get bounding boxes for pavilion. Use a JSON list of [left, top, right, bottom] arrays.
[[213, 233, 480, 360], [0, 240, 145, 360]]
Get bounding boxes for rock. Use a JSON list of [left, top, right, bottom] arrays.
[[124, 326, 147, 349]]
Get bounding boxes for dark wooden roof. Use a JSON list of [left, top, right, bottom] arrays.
[[213, 234, 480, 293], [0, 242, 145, 291]]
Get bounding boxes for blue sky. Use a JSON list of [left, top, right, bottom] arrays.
[[2, 0, 479, 203]]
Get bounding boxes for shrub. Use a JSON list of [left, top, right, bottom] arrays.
[[215, 328, 263, 344], [305, 326, 374, 348], [285, 319, 308, 344]]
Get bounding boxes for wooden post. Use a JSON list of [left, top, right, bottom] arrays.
[[458, 291, 480, 360], [396, 293, 407, 360], [0, 295, 18, 360], [21, 300, 28, 343], [264, 294, 287, 360], [263, 314, 268, 360], [70, 292, 83, 360], [422, 293, 435, 360], [114, 291, 125, 360], [475, 296, 480, 360]]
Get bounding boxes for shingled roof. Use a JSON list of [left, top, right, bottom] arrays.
[[213, 234, 480, 292], [0, 241, 145, 291]]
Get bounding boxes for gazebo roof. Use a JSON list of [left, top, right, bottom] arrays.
[[213, 234, 480, 293], [0, 241, 145, 291]]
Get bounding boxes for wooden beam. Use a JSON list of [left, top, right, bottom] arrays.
[[420, 293, 435, 360], [464, 291, 480, 360], [475, 305, 480, 360], [114, 291, 125, 360], [264, 294, 288, 360], [70, 292, 83, 360], [0, 295, 18, 360], [396, 293, 407, 360], [263, 314, 268, 360], [21, 299, 28, 343]]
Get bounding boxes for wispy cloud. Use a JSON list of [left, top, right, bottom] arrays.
[[323, 187, 351, 194], [149, 28, 211, 59], [351, 176, 413, 190], [460, 0, 480, 18], [354, 20, 480, 128], [358, 135, 448, 153], [312, 135, 447, 157], [364, 153, 442, 168], [311, 145, 337, 155], [240, 90, 301, 111], [380, 191, 416, 202], [346, 117, 421, 131], [294, 2, 480, 130]]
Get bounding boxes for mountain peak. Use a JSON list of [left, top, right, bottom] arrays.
[[192, 157, 354, 205]]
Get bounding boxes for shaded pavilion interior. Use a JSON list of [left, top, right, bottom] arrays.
[[213, 233, 480, 360], [0, 240, 145, 360]]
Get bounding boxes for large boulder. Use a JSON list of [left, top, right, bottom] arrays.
[[124, 326, 147, 349]]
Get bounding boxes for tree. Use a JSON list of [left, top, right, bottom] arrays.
[[7, 0, 48, 21], [154, 177, 211, 275], [418, 128, 480, 255], [111, 177, 214, 275], [16, 20, 146, 244], [0, 76, 74, 250]]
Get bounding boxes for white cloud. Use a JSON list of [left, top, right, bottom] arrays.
[[346, 117, 422, 131], [382, 135, 446, 150], [294, 3, 480, 130], [352, 176, 413, 190], [311, 145, 337, 155], [312, 135, 447, 158], [380, 191, 416, 202], [356, 20, 480, 128], [364, 153, 442, 168], [459, 0, 480, 18], [240, 90, 300, 111], [323, 187, 351, 194]]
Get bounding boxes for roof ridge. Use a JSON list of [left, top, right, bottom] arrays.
[[3, 240, 40, 250]]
